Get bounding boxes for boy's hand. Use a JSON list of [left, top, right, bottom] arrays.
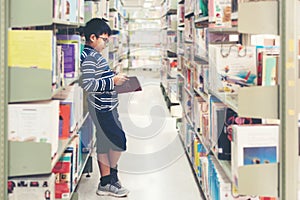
[[113, 74, 129, 86]]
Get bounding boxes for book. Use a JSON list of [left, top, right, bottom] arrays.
[[208, 44, 257, 94], [60, 43, 78, 79], [8, 100, 60, 157], [231, 125, 279, 193], [262, 54, 278, 86], [114, 76, 142, 94], [208, 0, 232, 27], [57, 34, 84, 79], [59, 103, 71, 139]]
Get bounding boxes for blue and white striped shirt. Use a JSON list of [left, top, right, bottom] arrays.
[[80, 45, 118, 112]]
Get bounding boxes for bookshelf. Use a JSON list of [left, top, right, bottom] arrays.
[[8, 112, 90, 177], [161, 0, 290, 199], [108, 0, 129, 72], [160, 0, 180, 111], [5, 0, 129, 198], [126, 15, 162, 71], [1, 0, 300, 200], [4, 0, 123, 199]]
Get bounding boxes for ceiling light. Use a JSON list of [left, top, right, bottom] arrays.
[[143, 2, 152, 8]]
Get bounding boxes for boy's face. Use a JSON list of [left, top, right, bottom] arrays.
[[89, 33, 109, 52]]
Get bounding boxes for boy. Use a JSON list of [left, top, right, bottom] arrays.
[[80, 18, 129, 197]]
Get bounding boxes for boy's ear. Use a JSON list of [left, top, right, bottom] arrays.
[[90, 34, 97, 42]]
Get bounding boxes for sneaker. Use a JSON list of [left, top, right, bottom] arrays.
[[96, 182, 129, 197], [98, 179, 122, 187]]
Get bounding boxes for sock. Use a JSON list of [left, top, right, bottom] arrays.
[[110, 166, 119, 182], [100, 175, 111, 186]]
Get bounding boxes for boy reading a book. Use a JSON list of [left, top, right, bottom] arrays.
[[80, 18, 129, 197]]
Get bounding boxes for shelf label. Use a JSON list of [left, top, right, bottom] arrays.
[[288, 109, 295, 116], [288, 80, 295, 87], [289, 39, 295, 52], [286, 61, 294, 69]]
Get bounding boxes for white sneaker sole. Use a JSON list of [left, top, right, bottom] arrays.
[[96, 190, 129, 197]]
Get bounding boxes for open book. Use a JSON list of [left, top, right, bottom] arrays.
[[114, 76, 142, 94]]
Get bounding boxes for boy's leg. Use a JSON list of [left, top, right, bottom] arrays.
[[109, 150, 122, 184], [97, 153, 111, 186], [109, 149, 121, 168], [97, 150, 129, 197], [97, 153, 110, 176]]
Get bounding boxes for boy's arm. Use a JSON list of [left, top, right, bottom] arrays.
[[80, 55, 115, 92]]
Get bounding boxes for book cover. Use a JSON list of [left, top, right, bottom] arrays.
[[256, 49, 263, 86], [208, 156, 232, 200], [8, 100, 60, 157], [231, 0, 238, 13], [209, 0, 231, 27], [60, 0, 68, 21], [193, 96, 205, 133], [262, 54, 278, 86], [55, 84, 83, 132], [53, 0, 60, 19], [114, 76, 142, 94], [208, 44, 257, 94], [67, 0, 78, 23], [243, 146, 277, 165], [60, 43, 76, 78], [202, 65, 209, 93], [54, 45, 63, 90], [200, 0, 209, 17], [209, 96, 226, 147], [53, 160, 71, 196], [59, 103, 71, 139], [79, 0, 85, 23], [193, 137, 200, 175]]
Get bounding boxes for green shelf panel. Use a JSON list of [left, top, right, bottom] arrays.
[[238, 1, 278, 35], [10, 0, 53, 27], [9, 67, 52, 103], [238, 85, 279, 119], [8, 141, 52, 177], [238, 163, 278, 197]]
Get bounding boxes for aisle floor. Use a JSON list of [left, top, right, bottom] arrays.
[[76, 69, 203, 200]]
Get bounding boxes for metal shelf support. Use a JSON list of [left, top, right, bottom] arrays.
[[0, 0, 8, 199], [280, 0, 299, 199]]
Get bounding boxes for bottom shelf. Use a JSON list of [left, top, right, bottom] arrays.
[[8, 141, 52, 177], [178, 133, 208, 200], [178, 125, 279, 200], [58, 152, 92, 200]]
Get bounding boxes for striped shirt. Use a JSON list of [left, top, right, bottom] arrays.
[[80, 45, 118, 112]]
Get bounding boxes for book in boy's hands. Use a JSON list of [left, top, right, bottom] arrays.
[[114, 76, 142, 94]]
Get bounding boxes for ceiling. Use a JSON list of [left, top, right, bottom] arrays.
[[122, 0, 162, 8], [122, 0, 164, 18]]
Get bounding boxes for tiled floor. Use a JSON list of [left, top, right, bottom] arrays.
[[76, 69, 203, 200]]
